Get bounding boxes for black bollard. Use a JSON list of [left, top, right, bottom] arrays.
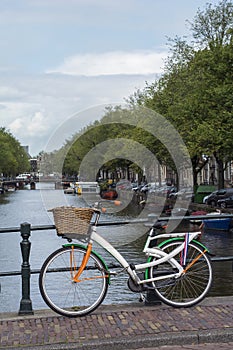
[[18, 222, 34, 315]]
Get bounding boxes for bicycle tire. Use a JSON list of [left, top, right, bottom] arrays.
[[149, 240, 212, 307], [39, 246, 109, 317]]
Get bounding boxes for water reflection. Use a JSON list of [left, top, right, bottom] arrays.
[[0, 183, 233, 313]]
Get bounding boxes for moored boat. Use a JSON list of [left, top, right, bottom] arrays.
[[190, 210, 207, 224], [64, 187, 75, 194], [203, 212, 233, 231], [203, 218, 232, 231]]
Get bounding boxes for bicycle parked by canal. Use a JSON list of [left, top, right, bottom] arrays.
[[39, 201, 213, 317]]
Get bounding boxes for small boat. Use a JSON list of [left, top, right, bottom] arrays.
[[7, 186, 16, 192], [203, 212, 233, 231], [64, 188, 75, 194], [190, 210, 207, 224], [203, 218, 232, 231], [100, 189, 118, 200]]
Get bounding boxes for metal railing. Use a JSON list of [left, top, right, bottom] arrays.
[[0, 214, 233, 315]]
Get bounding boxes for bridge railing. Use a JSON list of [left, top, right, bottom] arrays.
[[0, 214, 233, 315]]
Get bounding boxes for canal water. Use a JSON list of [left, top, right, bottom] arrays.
[[0, 183, 233, 313]]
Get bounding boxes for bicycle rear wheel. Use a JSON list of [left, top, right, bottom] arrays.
[[149, 241, 212, 307], [39, 246, 109, 317]]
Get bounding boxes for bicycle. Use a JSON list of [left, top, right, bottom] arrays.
[[39, 202, 213, 317]]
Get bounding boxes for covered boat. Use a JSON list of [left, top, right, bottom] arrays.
[[203, 212, 233, 231]]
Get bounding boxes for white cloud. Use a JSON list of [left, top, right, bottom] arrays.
[[47, 51, 167, 76], [0, 70, 159, 155], [27, 111, 48, 135], [8, 111, 48, 137], [0, 86, 27, 100], [8, 118, 23, 133]]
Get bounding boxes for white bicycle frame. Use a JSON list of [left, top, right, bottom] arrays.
[[90, 226, 202, 286]]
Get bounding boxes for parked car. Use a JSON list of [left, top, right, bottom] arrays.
[[217, 195, 233, 208], [132, 183, 144, 192], [169, 187, 194, 201], [155, 185, 177, 197], [116, 180, 132, 191], [148, 184, 159, 193], [140, 182, 157, 194], [206, 188, 233, 207], [203, 193, 213, 204], [203, 190, 219, 204], [16, 173, 31, 181]]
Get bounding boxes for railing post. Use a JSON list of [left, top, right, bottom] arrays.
[[18, 222, 34, 315]]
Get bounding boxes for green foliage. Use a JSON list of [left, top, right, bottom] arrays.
[[0, 127, 30, 176], [46, 106, 177, 181], [189, 0, 233, 48], [128, 0, 233, 187]]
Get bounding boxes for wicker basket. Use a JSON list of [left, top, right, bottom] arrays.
[[49, 206, 94, 237]]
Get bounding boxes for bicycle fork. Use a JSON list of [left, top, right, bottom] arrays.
[[71, 243, 92, 282], [70, 243, 110, 283]]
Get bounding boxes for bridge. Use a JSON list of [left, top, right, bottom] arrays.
[[0, 178, 38, 192]]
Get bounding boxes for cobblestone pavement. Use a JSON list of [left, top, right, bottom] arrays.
[[0, 296, 233, 350]]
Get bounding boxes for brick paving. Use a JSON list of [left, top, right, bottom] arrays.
[[0, 296, 233, 349]]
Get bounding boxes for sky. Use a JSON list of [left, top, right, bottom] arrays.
[[0, 0, 221, 156]]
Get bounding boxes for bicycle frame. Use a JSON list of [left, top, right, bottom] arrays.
[[64, 207, 207, 287]]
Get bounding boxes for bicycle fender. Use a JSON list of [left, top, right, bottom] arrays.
[[62, 243, 111, 284], [157, 237, 211, 254]]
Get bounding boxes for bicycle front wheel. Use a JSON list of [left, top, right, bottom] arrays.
[[149, 241, 212, 307], [39, 246, 109, 317]]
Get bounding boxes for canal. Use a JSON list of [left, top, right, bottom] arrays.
[[0, 182, 233, 313]]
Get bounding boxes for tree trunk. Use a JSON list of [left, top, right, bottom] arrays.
[[193, 169, 198, 187], [217, 159, 225, 189], [214, 152, 225, 189]]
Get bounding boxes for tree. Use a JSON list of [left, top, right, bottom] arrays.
[[60, 117, 133, 180], [128, 0, 233, 188], [189, 0, 233, 49], [0, 128, 30, 176]]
